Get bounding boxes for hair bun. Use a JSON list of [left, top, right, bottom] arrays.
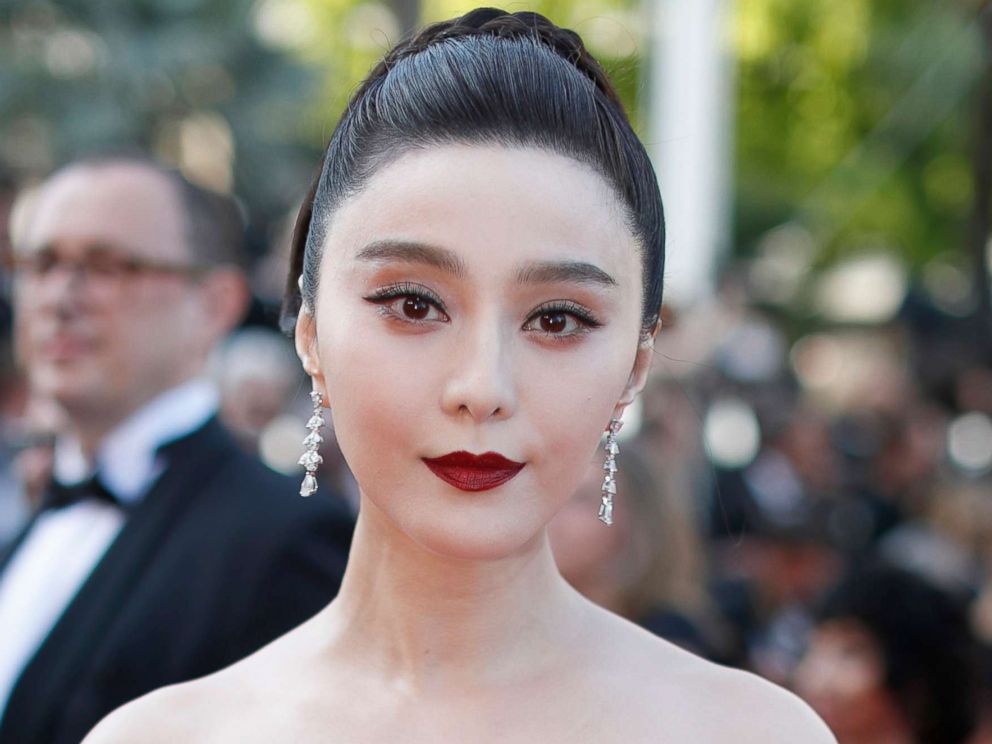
[[387, 8, 621, 107]]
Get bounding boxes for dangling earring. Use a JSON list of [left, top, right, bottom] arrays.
[[299, 390, 324, 497], [599, 418, 622, 525]]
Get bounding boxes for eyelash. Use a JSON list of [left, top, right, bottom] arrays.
[[363, 282, 449, 321], [362, 283, 602, 341], [526, 301, 602, 342]]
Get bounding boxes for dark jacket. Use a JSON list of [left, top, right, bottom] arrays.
[[0, 417, 354, 744]]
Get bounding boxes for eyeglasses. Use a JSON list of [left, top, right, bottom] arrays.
[[6, 246, 210, 285]]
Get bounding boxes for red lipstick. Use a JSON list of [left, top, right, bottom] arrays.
[[422, 451, 525, 492]]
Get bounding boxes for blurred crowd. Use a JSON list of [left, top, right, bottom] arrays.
[[1, 159, 991, 744]]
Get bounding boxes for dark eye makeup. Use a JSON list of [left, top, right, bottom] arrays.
[[523, 301, 602, 341], [362, 282, 603, 340], [363, 282, 449, 323]]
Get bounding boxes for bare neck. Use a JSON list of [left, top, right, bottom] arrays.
[[65, 411, 129, 462], [322, 497, 590, 690]]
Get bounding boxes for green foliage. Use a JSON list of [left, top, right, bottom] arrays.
[[0, 0, 319, 235], [1, 0, 983, 280], [292, 0, 647, 141], [733, 0, 985, 270]]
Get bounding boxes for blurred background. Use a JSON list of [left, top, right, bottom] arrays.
[[1, 0, 991, 741]]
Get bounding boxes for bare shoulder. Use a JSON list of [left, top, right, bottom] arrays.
[[598, 613, 836, 743], [83, 652, 279, 743], [82, 677, 216, 744], [692, 663, 837, 743], [83, 618, 315, 744]]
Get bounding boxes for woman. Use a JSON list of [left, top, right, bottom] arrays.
[[794, 560, 979, 744], [87, 9, 834, 742]]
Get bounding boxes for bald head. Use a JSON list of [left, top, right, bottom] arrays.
[[23, 161, 190, 266], [21, 156, 245, 270]]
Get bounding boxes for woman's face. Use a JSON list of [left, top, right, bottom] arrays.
[[793, 619, 902, 740], [299, 144, 653, 560]]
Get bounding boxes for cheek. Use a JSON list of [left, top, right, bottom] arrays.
[[122, 284, 199, 347], [319, 315, 436, 484], [518, 341, 635, 509]]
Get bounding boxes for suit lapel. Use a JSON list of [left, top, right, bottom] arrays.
[[0, 418, 235, 744]]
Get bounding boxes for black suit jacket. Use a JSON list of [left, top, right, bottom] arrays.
[[0, 417, 354, 744]]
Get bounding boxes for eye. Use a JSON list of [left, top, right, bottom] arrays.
[[532, 311, 578, 335], [28, 251, 58, 276], [390, 295, 445, 322], [85, 251, 133, 278], [363, 283, 449, 325], [523, 302, 601, 340]]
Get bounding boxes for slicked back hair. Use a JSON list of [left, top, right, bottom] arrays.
[[283, 7, 664, 338]]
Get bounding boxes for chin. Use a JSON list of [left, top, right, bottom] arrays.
[[377, 493, 550, 562], [37, 367, 111, 416], [421, 526, 542, 562]]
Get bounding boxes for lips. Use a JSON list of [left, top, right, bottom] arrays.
[[46, 335, 91, 357], [422, 451, 525, 492]]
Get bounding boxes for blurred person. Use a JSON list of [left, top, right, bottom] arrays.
[[7, 393, 63, 510], [880, 477, 991, 599], [957, 365, 992, 415], [708, 461, 842, 678], [549, 442, 723, 659], [638, 373, 710, 516], [0, 155, 353, 744], [0, 167, 19, 299], [0, 296, 29, 544], [211, 325, 301, 451], [794, 560, 980, 744]]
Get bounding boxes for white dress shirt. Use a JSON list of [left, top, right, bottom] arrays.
[[0, 379, 218, 716]]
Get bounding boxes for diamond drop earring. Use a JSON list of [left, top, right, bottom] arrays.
[[599, 418, 622, 525], [299, 390, 325, 497]]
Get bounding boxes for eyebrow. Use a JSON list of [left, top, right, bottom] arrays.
[[355, 240, 466, 277], [355, 239, 616, 289], [515, 260, 617, 288]]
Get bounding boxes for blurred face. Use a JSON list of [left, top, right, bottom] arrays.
[[300, 145, 653, 560], [221, 377, 292, 443], [13, 164, 214, 426], [794, 619, 904, 741]]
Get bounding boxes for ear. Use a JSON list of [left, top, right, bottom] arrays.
[[294, 307, 328, 404], [613, 323, 659, 419]]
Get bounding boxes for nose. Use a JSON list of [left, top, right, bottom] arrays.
[[440, 318, 517, 423]]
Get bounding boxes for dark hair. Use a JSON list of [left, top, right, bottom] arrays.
[[282, 7, 664, 336], [817, 560, 980, 744], [53, 153, 246, 269]]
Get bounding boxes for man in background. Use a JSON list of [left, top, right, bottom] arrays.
[[0, 167, 30, 543], [0, 156, 353, 744]]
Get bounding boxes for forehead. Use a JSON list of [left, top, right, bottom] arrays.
[[20, 163, 188, 262], [325, 145, 639, 282]]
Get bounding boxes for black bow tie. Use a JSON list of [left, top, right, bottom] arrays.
[[41, 475, 125, 512]]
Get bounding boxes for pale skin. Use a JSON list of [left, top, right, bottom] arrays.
[[85, 145, 836, 743]]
